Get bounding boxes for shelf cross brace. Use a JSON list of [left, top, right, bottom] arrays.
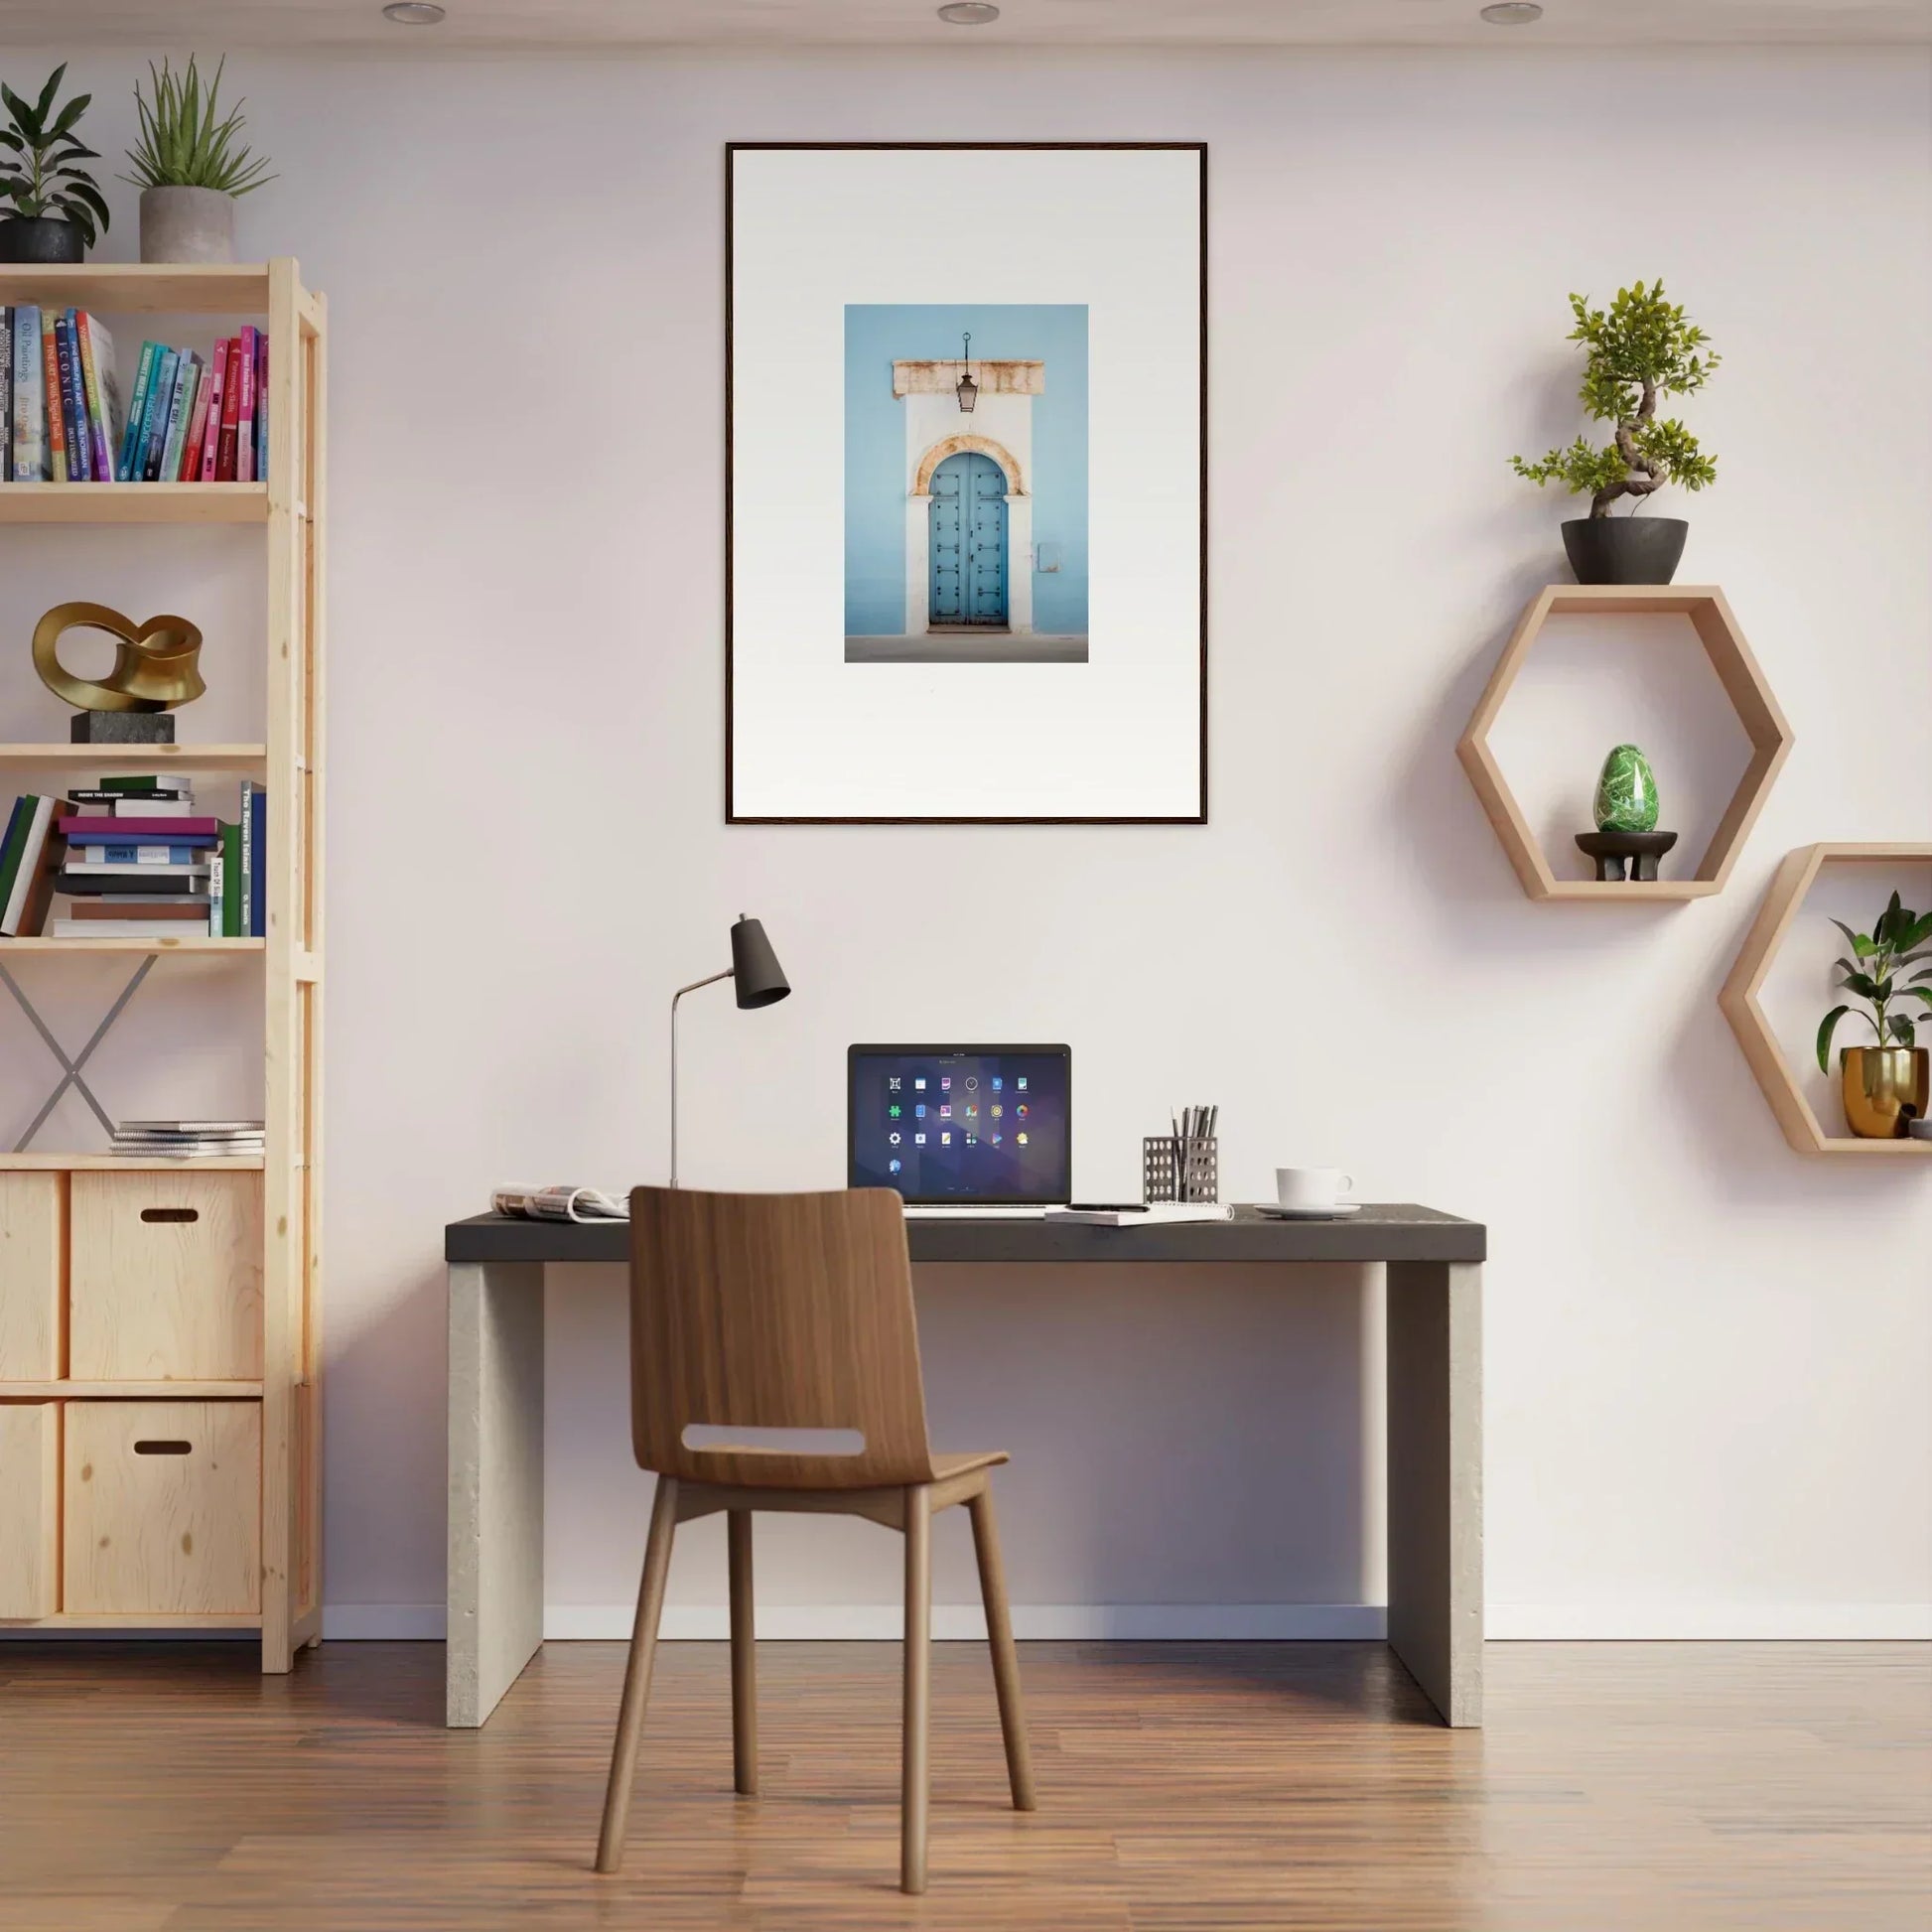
[[0, 955, 155, 1151]]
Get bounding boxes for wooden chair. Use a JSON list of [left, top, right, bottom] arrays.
[[594, 1185, 1036, 1894]]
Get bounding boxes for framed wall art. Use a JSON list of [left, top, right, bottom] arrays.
[[727, 142, 1207, 824]]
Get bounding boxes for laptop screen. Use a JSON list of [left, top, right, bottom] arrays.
[[848, 1044, 1071, 1204]]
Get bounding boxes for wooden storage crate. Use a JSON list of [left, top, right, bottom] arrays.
[[0, 1402, 59, 1617], [0, 1172, 65, 1380], [69, 1172, 263, 1382], [64, 1401, 261, 1615]]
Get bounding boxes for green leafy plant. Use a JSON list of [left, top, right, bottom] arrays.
[[0, 65, 110, 245], [1816, 892, 1932, 1071], [122, 56, 274, 198], [1512, 281, 1719, 518]]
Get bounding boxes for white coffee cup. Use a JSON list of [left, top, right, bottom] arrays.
[[1276, 1167, 1354, 1211]]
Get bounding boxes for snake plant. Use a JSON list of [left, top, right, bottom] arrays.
[[123, 57, 275, 198], [0, 65, 110, 245]]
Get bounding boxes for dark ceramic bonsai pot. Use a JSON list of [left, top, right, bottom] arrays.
[[0, 215, 86, 264], [1561, 515, 1688, 586]]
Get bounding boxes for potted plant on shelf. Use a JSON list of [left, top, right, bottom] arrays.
[[123, 56, 274, 265], [0, 66, 109, 264], [1816, 892, 1932, 1139], [1511, 281, 1719, 586]]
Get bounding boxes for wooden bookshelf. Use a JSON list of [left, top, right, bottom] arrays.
[[0, 261, 325, 1672], [0, 483, 267, 524]]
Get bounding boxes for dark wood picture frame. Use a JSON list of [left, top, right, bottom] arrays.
[[725, 141, 1208, 826]]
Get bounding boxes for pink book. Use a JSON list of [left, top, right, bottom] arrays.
[[179, 359, 213, 481], [235, 325, 258, 484], [60, 816, 220, 839], [197, 339, 228, 482]]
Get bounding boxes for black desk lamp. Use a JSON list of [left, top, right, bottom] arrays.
[[668, 914, 790, 1186]]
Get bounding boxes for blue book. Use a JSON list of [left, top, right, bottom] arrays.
[[137, 347, 179, 482], [117, 340, 159, 480], [57, 313, 89, 481], [82, 842, 207, 865], [247, 786, 266, 938]]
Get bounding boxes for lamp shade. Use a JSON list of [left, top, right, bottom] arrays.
[[730, 914, 790, 1009]]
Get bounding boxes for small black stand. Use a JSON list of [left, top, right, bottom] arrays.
[[69, 711, 175, 744], [1575, 829, 1679, 882]]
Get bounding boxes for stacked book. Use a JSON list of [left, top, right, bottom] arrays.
[[112, 1119, 265, 1160], [1, 307, 268, 483]]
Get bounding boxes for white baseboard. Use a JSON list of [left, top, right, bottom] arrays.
[[1486, 1603, 1932, 1640]]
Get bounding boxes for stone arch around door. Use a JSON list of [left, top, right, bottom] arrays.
[[905, 435, 1033, 635]]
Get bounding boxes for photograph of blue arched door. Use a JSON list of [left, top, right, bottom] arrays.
[[928, 450, 1008, 625]]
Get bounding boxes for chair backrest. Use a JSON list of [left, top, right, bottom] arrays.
[[627, 1185, 938, 1490]]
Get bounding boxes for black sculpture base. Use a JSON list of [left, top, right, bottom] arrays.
[[1576, 829, 1679, 882], [70, 711, 175, 744]]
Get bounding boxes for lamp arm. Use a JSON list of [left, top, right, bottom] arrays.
[[668, 968, 735, 1188]]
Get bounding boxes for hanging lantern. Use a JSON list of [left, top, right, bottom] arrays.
[[956, 331, 978, 413]]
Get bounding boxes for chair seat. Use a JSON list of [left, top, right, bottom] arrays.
[[931, 1449, 1008, 1481]]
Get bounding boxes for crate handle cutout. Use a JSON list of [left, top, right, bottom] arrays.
[[140, 1207, 200, 1224], [681, 1424, 865, 1456], [133, 1440, 193, 1455]]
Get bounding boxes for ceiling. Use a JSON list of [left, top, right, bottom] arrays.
[[1, 0, 1927, 46]]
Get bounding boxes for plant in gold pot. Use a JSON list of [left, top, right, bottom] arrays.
[[1816, 893, 1932, 1139]]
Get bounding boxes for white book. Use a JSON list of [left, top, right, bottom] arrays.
[[101, 798, 198, 818], [51, 918, 218, 939], [1042, 1203, 1232, 1227], [63, 860, 209, 876]]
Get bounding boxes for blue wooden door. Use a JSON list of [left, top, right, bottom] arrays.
[[929, 452, 1007, 625]]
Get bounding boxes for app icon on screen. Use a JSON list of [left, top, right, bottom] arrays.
[[914, 1077, 926, 1090], [990, 1133, 1002, 1146], [965, 1076, 978, 1091], [1017, 1076, 1028, 1091], [1017, 1132, 1028, 1145], [915, 1104, 926, 1118], [914, 1134, 926, 1145], [965, 1135, 977, 1146], [889, 1076, 901, 1091], [940, 1132, 951, 1145], [889, 1104, 901, 1119], [889, 1132, 900, 1145], [992, 1076, 1003, 1092], [889, 1159, 902, 1174], [1016, 1103, 1028, 1119], [941, 1076, 952, 1090], [939, 1105, 951, 1118], [990, 1104, 1003, 1119]]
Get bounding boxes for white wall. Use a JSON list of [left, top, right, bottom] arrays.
[[5, 45, 1928, 1640]]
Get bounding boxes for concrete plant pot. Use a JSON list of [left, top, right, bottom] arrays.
[[139, 186, 236, 264]]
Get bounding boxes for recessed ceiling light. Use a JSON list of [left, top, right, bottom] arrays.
[[382, 1, 447, 22], [938, 2, 1001, 23], [1479, 1, 1543, 21]]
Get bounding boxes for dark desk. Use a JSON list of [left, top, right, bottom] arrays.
[[445, 1204, 1484, 1729]]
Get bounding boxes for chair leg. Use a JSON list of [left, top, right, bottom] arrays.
[[901, 1483, 932, 1895], [728, 1508, 758, 1796], [594, 1475, 679, 1874], [967, 1484, 1037, 1811]]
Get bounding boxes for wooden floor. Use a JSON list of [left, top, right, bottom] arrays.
[[0, 1640, 1925, 1930]]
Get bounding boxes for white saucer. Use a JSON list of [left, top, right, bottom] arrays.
[[1252, 1201, 1361, 1219]]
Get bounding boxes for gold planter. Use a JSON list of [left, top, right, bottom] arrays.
[[1840, 1045, 1930, 1139]]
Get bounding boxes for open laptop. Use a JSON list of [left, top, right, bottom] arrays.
[[848, 1043, 1071, 1216]]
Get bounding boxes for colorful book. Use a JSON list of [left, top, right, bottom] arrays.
[[180, 356, 212, 481], [40, 312, 66, 483], [60, 815, 219, 841], [12, 307, 44, 480], [217, 821, 241, 936], [68, 897, 211, 920], [0, 307, 11, 482], [1, 795, 60, 936], [57, 869, 209, 897], [246, 785, 266, 938], [254, 331, 267, 480], [75, 312, 118, 483], [215, 337, 242, 481], [77, 843, 207, 864], [235, 326, 258, 484], [134, 346, 177, 483], [197, 338, 228, 481], [158, 352, 200, 485], [56, 313, 88, 481], [239, 778, 256, 937], [118, 340, 159, 480]]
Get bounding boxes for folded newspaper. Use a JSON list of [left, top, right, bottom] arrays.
[[491, 1184, 630, 1224]]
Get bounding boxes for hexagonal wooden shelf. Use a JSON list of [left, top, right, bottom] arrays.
[[1457, 585, 1794, 901], [1719, 842, 1932, 1159]]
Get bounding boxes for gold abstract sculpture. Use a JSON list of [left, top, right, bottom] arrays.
[[33, 602, 206, 714]]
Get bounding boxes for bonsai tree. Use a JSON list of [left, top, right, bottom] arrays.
[[1817, 892, 1932, 1071], [0, 65, 110, 247], [122, 57, 275, 200], [1512, 281, 1718, 518]]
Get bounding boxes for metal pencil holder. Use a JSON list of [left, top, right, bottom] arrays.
[[1143, 1135, 1218, 1205]]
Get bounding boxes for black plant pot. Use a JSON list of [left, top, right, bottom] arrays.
[[0, 215, 86, 264], [1561, 516, 1688, 586]]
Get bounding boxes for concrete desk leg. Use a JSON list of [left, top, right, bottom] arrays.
[[448, 1260, 546, 1727], [1385, 1260, 1483, 1726]]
